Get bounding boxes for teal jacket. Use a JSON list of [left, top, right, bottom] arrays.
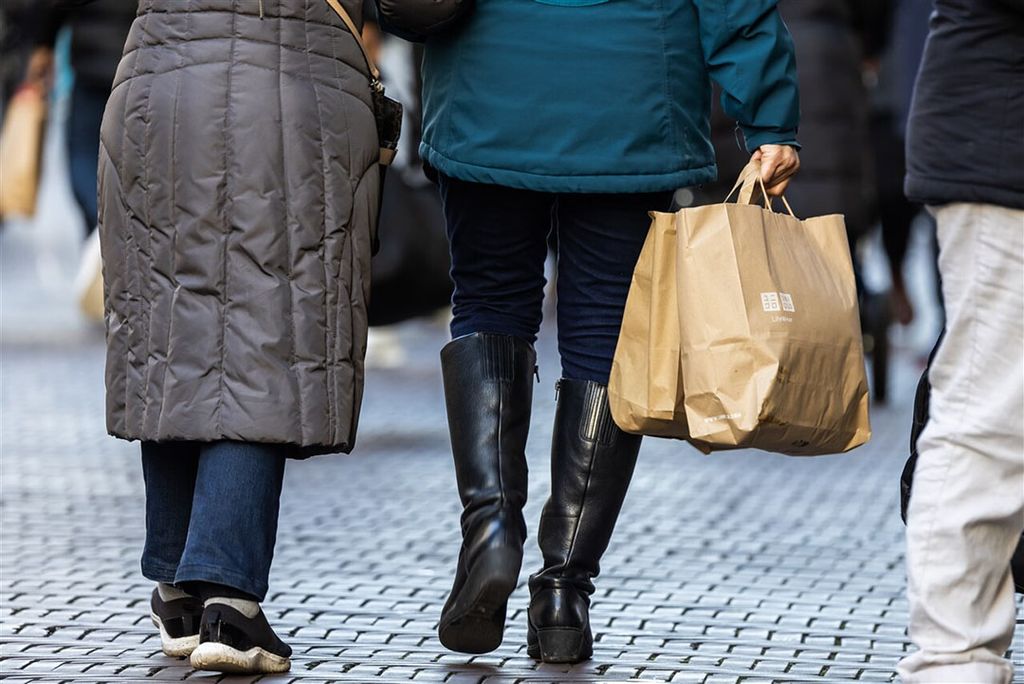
[[420, 0, 800, 193]]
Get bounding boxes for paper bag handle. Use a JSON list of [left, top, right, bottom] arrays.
[[725, 160, 796, 217]]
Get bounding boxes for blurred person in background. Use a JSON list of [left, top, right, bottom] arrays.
[[868, 0, 937, 330], [898, 1, 1024, 682], [1, 1, 48, 111], [5, 2, 135, 320], [94, 0, 383, 674], [24, 1, 135, 235], [415, 0, 800, 663], [693, 1, 885, 214], [774, 0, 888, 260]]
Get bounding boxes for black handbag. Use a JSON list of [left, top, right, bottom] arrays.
[[368, 167, 452, 326], [325, 0, 402, 166], [368, 45, 451, 326], [375, 0, 474, 43]]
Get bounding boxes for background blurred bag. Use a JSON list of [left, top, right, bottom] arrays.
[[610, 162, 871, 456], [368, 164, 451, 326], [365, 37, 451, 327], [0, 84, 46, 219], [74, 229, 104, 322]]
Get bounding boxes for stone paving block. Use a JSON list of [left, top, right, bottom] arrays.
[[751, 660, 789, 674], [788, 663, 828, 676], [443, 674, 484, 684], [822, 666, 862, 679], [702, 675, 740, 684]]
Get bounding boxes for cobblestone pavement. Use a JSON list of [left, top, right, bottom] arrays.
[[1, 224, 1022, 683]]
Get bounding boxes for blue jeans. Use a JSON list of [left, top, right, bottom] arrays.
[[140, 441, 286, 601], [67, 80, 106, 234], [438, 174, 672, 383]]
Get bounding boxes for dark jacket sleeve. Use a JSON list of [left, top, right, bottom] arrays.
[[694, 0, 801, 151]]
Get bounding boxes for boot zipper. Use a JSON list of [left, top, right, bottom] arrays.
[[534, 365, 541, 384], [555, 379, 561, 400]]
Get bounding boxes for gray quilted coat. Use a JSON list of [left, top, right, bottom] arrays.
[[98, 0, 381, 457]]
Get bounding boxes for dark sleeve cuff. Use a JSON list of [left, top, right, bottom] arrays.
[[741, 129, 801, 153]]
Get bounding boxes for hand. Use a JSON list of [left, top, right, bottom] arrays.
[[752, 144, 799, 197], [23, 47, 55, 92]]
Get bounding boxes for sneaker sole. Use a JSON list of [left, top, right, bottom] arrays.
[[151, 613, 199, 658], [189, 641, 291, 674]]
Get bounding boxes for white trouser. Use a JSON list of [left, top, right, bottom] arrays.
[[898, 203, 1024, 683]]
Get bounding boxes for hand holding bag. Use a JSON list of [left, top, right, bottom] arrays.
[[609, 161, 871, 456]]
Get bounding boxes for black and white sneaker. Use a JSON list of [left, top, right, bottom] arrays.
[[189, 601, 292, 674], [150, 588, 202, 657]]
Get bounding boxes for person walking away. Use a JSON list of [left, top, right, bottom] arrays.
[[871, 0, 936, 329], [19, 2, 135, 319], [31, 0, 135, 235], [776, 0, 894, 400], [775, 0, 884, 257], [97, 0, 383, 674], [898, 1, 1024, 681], [414, 0, 801, 662]]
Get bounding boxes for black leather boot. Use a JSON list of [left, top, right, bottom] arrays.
[[527, 379, 641, 663], [438, 333, 536, 654]]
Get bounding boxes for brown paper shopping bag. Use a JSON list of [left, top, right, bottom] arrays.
[[679, 162, 870, 455], [0, 85, 46, 219], [608, 164, 773, 440], [610, 161, 870, 456], [608, 209, 690, 438]]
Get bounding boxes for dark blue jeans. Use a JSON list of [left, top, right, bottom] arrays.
[[438, 174, 672, 383], [140, 441, 286, 601], [67, 80, 106, 234]]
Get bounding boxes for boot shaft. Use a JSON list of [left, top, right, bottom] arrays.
[[534, 379, 642, 592], [440, 333, 535, 537]]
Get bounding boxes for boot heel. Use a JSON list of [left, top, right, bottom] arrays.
[[535, 627, 591, 663], [438, 546, 521, 654]]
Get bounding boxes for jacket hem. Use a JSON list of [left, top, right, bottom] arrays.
[[108, 430, 350, 459], [905, 175, 1024, 211], [420, 144, 717, 194]]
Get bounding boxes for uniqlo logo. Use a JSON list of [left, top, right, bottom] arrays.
[[780, 293, 795, 312], [761, 292, 781, 312]]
